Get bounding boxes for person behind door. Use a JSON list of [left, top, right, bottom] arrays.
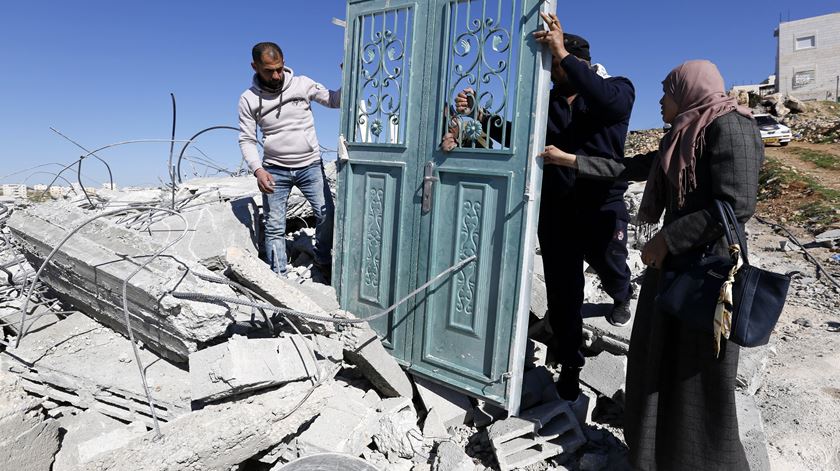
[[238, 42, 341, 281], [444, 12, 636, 405], [540, 59, 762, 470]]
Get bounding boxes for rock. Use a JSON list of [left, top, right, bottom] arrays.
[[736, 346, 772, 396], [580, 351, 627, 401], [296, 388, 378, 457], [343, 327, 413, 398], [433, 441, 473, 471], [422, 408, 449, 441], [414, 376, 472, 427], [793, 317, 813, 328], [372, 400, 423, 459], [815, 229, 840, 246], [784, 96, 807, 113], [189, 335, 318, 402], [772, 102, 790, 118]]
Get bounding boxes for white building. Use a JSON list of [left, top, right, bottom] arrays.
[[32, 184, 48, 192], [776, 12, 840, 101], [49, 186, 68, 198], [1, 184, 27, 199]]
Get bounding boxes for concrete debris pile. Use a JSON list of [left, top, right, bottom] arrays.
[[624, 128, 665, 157], [2, 174, 594, 471]]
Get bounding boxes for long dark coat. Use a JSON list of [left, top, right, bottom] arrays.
[[576, 111, 764, 470]]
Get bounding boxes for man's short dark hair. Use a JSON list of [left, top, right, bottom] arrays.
[[252, 42, 284, 63]]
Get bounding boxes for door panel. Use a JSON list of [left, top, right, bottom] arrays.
[[337, 0, 552, 411]]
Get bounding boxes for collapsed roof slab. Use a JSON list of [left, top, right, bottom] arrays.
[[2, 312, 191, 427], [78, 380, 332, 471], [6, 203, 239, 363]]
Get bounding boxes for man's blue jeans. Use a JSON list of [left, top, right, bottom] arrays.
[[262, 161, 334, 275]]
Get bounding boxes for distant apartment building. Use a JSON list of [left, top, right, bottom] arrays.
[[32, 184, 48, 193], [49, 186, 68, 198], [776, 12, 840, 101], [1, 184, 27, 199]]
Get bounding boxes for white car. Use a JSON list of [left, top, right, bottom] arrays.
[[754, 114, 792, 146]]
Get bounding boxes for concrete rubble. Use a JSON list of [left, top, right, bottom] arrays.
[[0, 166, 788, 470], [6, 202, 240, 363]]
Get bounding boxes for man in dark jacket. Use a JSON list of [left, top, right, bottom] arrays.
[[533, 12, 635, 401]]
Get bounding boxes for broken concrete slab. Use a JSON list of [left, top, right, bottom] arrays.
[[433, 441, 474, 471], [189, 335, 318, 402], [7, 203, 239, 362], [146, 198, 259, 270], [0, 369, 60, 471], [580, 351, 627, 401], [272, 453, 382, 471], [2, 312, 191, 427], [736, 392, 771, 471], [225, 246, 336, 334], [79, 380, 332, 471], [54, 410, 131, 471], [343, 327, 413, 398], [296, 386, 378, 457], [413, 375, 472, 427]]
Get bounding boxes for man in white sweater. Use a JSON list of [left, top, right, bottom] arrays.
[[238, 42, 341, 279]]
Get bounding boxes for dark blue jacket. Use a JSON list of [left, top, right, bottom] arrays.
[[544, 55, 634, 208]]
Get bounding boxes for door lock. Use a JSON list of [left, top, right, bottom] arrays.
[[422, 161, 438, 213]]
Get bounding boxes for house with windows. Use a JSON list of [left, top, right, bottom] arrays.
[[775, 12, 840, 101]]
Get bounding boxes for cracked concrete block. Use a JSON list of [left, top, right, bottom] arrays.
[[413, 375, 471, 427], [225, 246, 335, 334], [296, 388, 378, 457], [580, 351, 627, 401], [488, 400, 584, 471], [80, 380, 332, 471], [433, 441, 474, 471], [76, 422, 147, 465], [2, 312, 191, 427], [6, 204, 237, 362], [147, 198, 259, 270], [0, 369, 60, 471], [530, 274, 548, 319], [54, 410, 128, 471], [343, 328, 413, 398], [189, 335, 318, 402], [736, 392, 771, 471]]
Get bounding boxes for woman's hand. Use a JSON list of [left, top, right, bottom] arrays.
[[641, 231, 669, 269], [539, 145, 577, 167]]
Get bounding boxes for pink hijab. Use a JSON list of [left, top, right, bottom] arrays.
[[638, 60, 753, 223]]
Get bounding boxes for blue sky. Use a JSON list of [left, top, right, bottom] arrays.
[[1, 1, 837, 186]]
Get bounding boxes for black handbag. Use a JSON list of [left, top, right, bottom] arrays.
[[656, 200, 791, 347]]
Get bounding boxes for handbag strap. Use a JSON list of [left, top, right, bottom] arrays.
[[713, 200, 750, 265]]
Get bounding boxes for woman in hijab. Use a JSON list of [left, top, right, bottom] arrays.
[[540, 60, 763, 470]]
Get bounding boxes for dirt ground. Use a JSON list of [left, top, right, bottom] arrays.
[[746, 141, 840, 470]]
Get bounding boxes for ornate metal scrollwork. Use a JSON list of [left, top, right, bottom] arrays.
[[442, 0, 519, 150], [354, 8, 412, 144]]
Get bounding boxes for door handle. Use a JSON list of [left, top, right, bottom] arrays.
[[422, 161, 438, 214]]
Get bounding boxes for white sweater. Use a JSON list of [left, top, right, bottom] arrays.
[[238, 67, 341, 171]]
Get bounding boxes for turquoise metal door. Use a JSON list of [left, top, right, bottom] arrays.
[[336, 0, 551, 413]]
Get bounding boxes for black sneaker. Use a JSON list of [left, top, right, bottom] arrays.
[[607, 299, 632, 327]]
